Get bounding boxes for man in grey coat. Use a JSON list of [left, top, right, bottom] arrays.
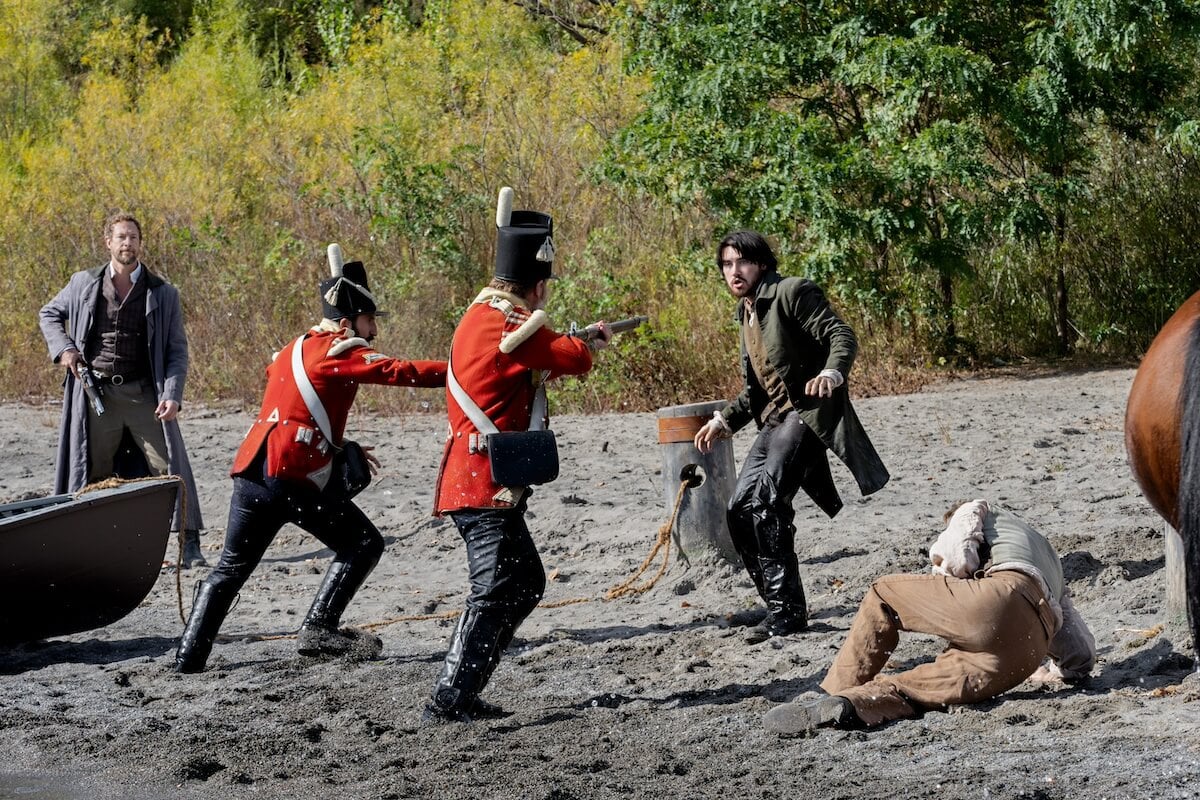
[[39, 213, 206, 566], [695, 230, 889, 643]]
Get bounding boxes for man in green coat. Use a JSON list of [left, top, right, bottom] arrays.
[[695, 230, 889, 643]]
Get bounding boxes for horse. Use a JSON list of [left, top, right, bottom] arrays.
[[1125, 289, 1200, 662]]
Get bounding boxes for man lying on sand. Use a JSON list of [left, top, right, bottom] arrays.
[[765, 499, 1096, 734]]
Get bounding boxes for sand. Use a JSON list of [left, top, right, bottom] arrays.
[[1, 367, 1198, 799]]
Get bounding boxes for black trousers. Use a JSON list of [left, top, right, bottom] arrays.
[[206, 454, 384, 596], [726, 411, 826, 620], [451, 501, 545, 627], [429, 502, 545, 713]]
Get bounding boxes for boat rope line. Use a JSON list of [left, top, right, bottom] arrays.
[[238, 476, 695, 641], [539, 474, 690, 608]]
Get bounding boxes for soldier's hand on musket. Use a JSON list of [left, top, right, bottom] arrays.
[[588, 321, 613, 350]]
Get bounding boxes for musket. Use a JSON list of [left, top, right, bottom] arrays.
[[75, 362, 106, 416], [569, 316, 648, 342]]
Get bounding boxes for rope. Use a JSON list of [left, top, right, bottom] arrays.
[[356, 476, 693, 628], [242, 610, 461, 642], [168, 477, 694, 641], [76, 473, 190, 623], [540, 476, 688, 608]]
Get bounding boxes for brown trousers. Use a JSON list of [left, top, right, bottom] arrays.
[[86, 379, 169, 482], [820, 570, 1056, 726]]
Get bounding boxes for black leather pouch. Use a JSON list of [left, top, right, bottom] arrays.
[[487, 430, 559, 486]]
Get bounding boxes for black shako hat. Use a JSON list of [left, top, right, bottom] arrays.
[[320, 244, 382, 320], [494, 186, 556, 284]]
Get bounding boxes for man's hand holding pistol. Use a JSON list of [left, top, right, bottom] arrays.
[[60, 348, 105, 416]]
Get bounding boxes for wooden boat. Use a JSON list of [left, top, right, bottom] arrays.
[[0, 478, 179, 644]]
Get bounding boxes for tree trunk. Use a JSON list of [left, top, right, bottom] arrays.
[[940, 271, 956, 358], [1053, 198, 1073, 355], [1056, 261, 1071, 354]]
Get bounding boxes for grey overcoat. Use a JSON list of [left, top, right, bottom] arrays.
[[38, 265, 204, 531]]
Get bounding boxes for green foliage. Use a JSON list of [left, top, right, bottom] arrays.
[[4, 0, 670, 410], [612, 0, 1200, 359], [553, 243, 742, 411], [0, 0, 74, 161], [346, 130, 481, 297], [4, 0, 1200, 411]]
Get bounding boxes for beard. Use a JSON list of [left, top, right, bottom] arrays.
[[114, 250, 138, 267], [726, 280, 751, 298]]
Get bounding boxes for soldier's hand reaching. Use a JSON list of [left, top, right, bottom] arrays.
[[363, 445, 381, 475]]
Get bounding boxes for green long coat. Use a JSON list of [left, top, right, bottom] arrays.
[[720, 271, 889, 517]]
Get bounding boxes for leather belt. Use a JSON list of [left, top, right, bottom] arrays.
[[91, 370, 141, 386]]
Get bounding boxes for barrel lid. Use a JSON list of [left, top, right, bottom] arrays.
[[656, 400, 727, 418]]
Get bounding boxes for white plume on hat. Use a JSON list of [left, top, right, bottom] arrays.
[[320, 242, 379, 315], [496, 186, 514, 228], [327, 243, 345, 277]]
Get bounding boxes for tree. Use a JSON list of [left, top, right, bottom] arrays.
[[998, 0, 1200, 352], [611, 0, 1200, 357], [0, 0, 73, 160]]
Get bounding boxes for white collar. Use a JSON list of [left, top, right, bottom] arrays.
[[108, 262, 144, 284]]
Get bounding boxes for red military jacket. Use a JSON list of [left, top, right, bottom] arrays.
[[434, 289, 593, 513], [232, 326, 447, 490]]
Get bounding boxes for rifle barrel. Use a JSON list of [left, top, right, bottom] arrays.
[[609, 315, 649, 333], [576, 315, 648, 341]]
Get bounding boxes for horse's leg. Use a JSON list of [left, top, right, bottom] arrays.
[[1179, 314, 1200, 669]]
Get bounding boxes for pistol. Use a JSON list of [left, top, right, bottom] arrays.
[[75, 362, 106, 416], [570, 315, 649, 342]]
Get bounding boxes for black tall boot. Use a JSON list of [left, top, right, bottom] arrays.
[[467, 616, 521, 719], [424, 608, 509, 723], [297, 559, 381, 657], [727, 507, 767, 602], [761, 555, 808, 623], [745, 556, 808, 643], [175, 581, 237, 673]]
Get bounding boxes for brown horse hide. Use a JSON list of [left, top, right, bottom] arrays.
[[1125, 288, 1200, 659]]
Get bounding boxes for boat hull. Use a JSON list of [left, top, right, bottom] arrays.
[[0, 479, 178, 644]]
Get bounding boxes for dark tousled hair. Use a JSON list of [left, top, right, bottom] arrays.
[[716, 230, 778, 272]]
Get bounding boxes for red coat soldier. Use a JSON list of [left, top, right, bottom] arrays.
[[424, 190, 612, 722], [174, 253, 446, 673]]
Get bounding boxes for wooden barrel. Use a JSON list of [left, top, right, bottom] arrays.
[[656, 400, 739, 563]]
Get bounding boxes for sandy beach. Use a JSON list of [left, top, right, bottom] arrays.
[[1, 367, 1198, 799]]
